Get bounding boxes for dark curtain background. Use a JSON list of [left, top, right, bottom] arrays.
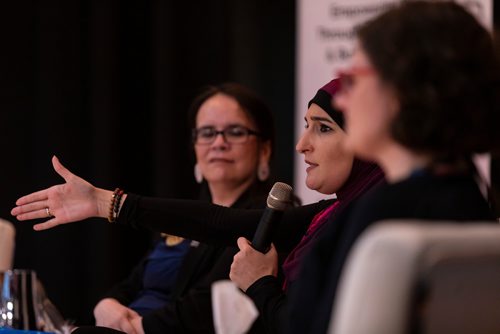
[[0, 0, 296, 324]]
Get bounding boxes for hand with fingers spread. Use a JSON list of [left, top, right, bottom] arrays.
[[229, 237, 278, 292], [11, 156, 117, 231], [94, 298, 143, 334]]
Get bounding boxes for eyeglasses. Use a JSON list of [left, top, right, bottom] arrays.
[[192, 125, 260, 145], [337, 66, 375, 93]]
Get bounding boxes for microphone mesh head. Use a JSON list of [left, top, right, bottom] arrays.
[[267, 182, 293, 210]]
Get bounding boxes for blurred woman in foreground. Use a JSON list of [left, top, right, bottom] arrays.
[[287, 2, 500, 333]]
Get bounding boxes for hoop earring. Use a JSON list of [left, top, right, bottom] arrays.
[[194, 164, 203, 184], [257, 163, 270, 181]]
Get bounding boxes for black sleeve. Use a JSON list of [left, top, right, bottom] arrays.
[[99, 255, 147, 306], [117, 194, 332, 253], [245, 276, 289, 334]]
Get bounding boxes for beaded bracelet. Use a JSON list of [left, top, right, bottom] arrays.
[[108, 188, 124, 223]]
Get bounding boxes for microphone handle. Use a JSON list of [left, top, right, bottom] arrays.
[[251, 208, 283, 253]]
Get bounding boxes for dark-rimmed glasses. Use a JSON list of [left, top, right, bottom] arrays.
[[337, 66, 375, 93], [192, 125, 260, 145]]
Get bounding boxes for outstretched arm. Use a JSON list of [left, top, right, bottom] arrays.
[[11, 156, 116, 231], [116, 195, 330, 251], [12, 157, 331, 251]]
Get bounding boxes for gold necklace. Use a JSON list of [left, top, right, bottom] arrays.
[[161, 233, 184, 247]]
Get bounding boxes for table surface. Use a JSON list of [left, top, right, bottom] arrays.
[[0, 328, 54, 334]]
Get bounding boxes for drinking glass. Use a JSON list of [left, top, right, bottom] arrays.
[[0, 269, 40, 330]]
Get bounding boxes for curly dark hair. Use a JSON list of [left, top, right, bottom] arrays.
[[357, 1, 500, 160], [187, 82, 275, 151]]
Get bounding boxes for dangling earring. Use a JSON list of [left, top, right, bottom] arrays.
[[194, 164, 203, 184], [257, 163, 270, 181]]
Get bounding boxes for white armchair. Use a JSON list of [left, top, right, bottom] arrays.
[[329, 220, 500, 334]]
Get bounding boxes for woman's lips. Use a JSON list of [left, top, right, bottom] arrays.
[[209, 158, 233, 163], [305, 160, 318, 173]]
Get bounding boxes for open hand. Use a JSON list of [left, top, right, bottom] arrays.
[[11, 156, 112, 231]]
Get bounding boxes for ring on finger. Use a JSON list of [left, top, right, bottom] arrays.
[[45, 207, 53, 218]]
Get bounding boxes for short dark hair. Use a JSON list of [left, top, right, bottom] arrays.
[[187, 82, 275, 151], [358, 1, 500, 160]]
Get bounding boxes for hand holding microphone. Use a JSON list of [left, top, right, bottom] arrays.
[[230, 182, 293, 291], [251, 182, 293, 253]]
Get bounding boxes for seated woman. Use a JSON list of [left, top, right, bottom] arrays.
[[65, 83, 275, 333], [228, 79, 384, 332], [284, 2, 500, 333], [12, 78, 384, 332]]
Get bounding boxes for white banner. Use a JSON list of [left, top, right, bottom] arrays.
[[295, 0, 493, 204]]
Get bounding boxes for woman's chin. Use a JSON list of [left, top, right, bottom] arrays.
[[305, 178, 319, 192], [306, 178, 338, 195]]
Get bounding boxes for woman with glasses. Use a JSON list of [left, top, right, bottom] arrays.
[[88, 83, 274, 334], [189, 84, 272, 205]]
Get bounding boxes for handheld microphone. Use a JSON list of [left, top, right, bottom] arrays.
[[251, 182, 293, 253]]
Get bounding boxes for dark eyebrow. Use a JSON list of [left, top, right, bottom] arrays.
[[310, 116, 334, 124], [197, 123, 247, 129]]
